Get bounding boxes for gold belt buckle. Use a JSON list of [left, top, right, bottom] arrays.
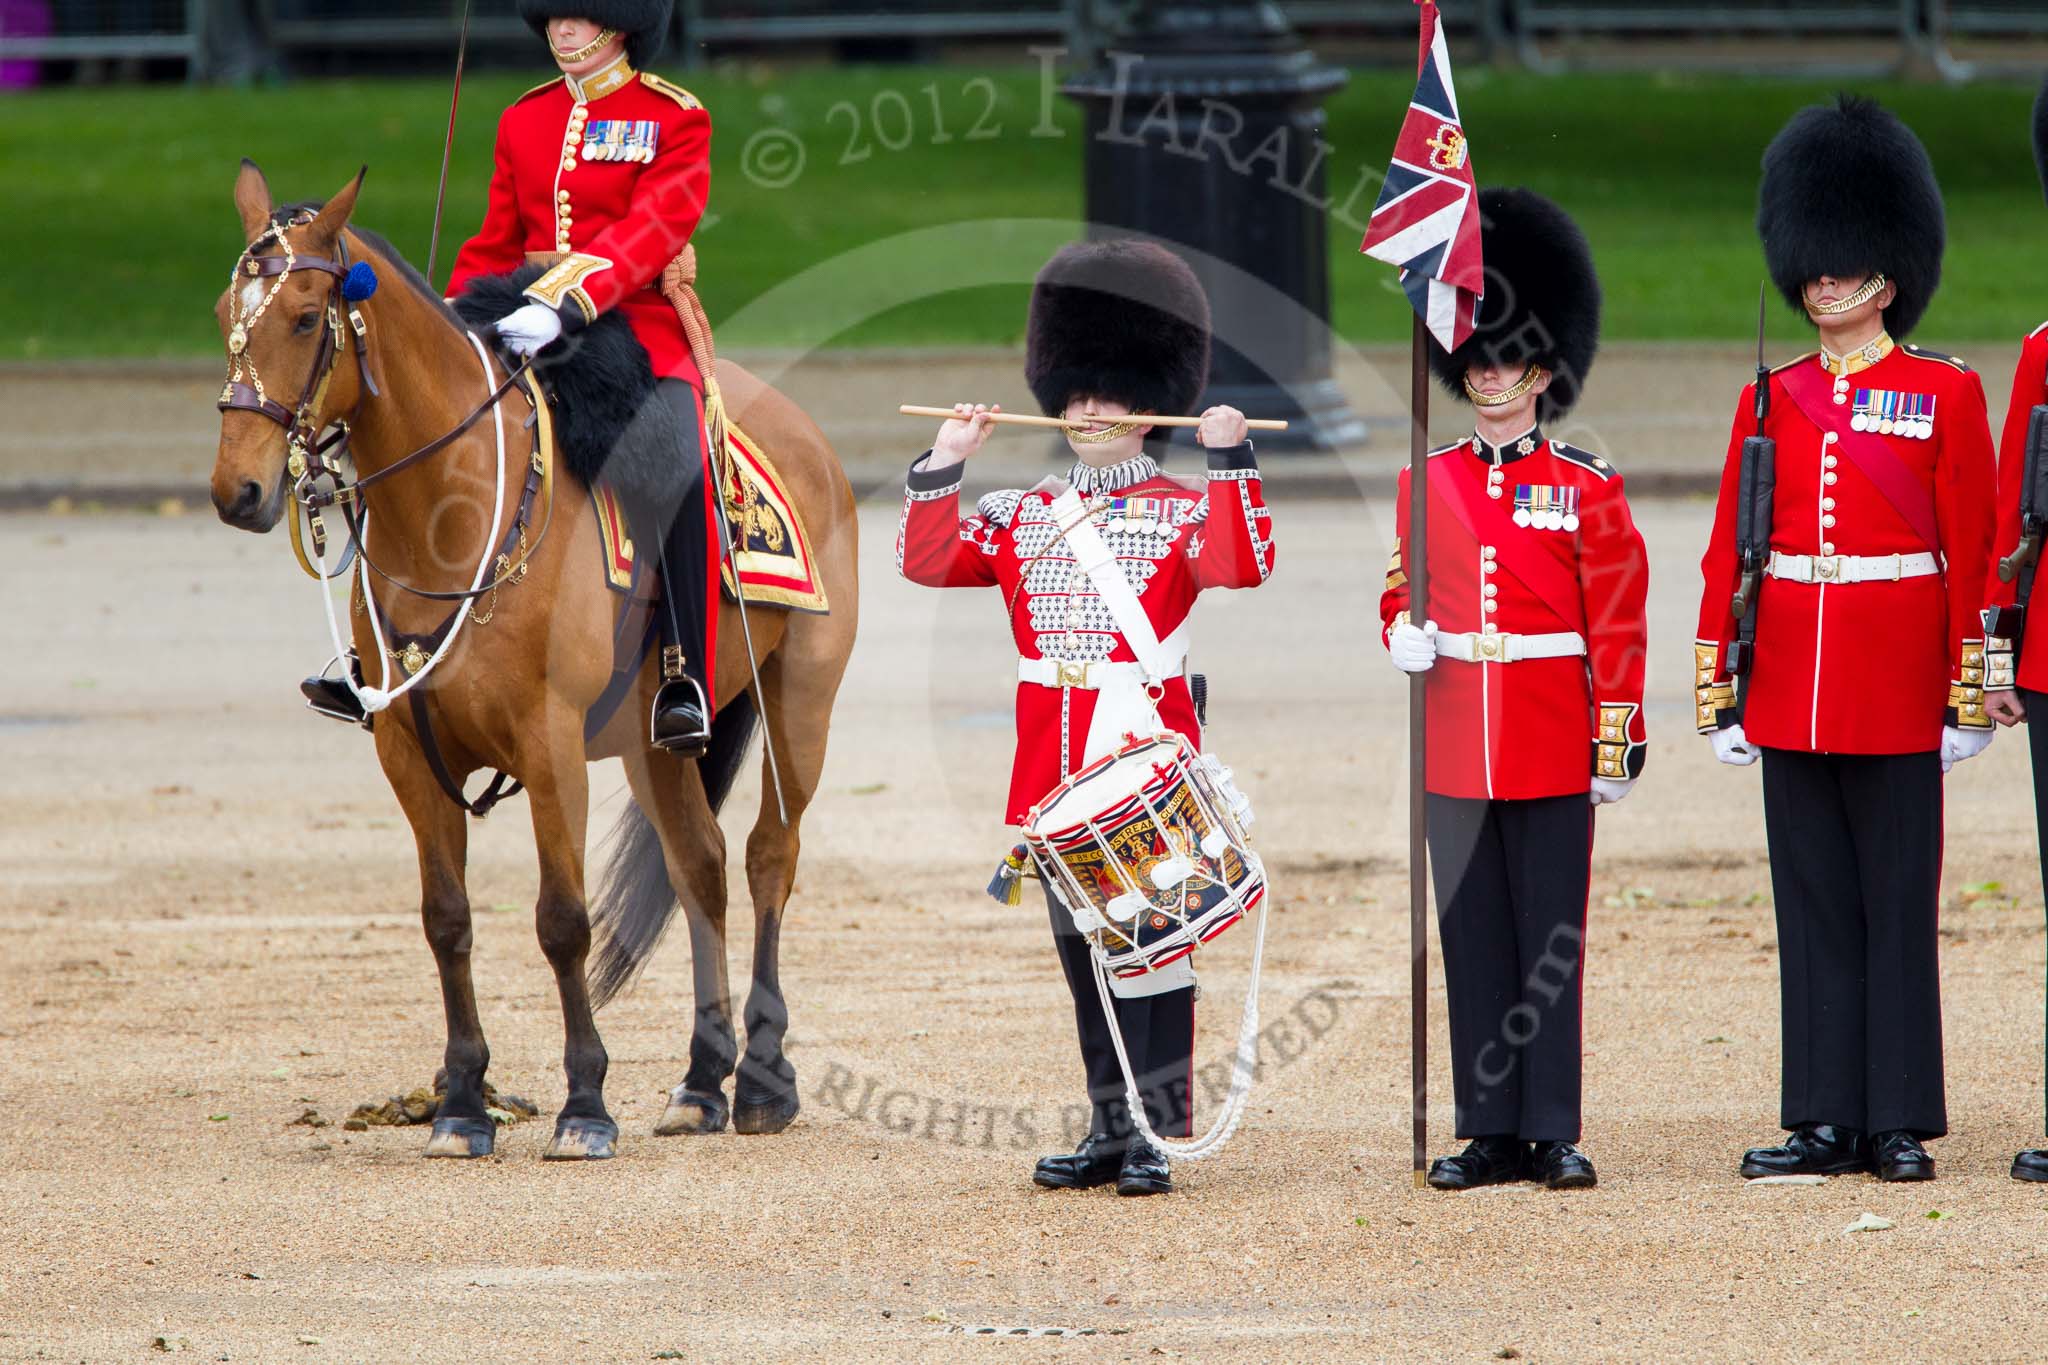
[[1815, 556, 1840, 581], [1057, 661, 1090, 688], [1476, 634, 1504, 661]]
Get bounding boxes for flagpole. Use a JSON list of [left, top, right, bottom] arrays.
[[1408, 312, 1430, 1190]]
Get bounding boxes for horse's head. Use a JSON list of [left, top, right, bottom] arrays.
[[210, 160, 368, 532]]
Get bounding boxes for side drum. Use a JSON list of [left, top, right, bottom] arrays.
[[1023, 731, 1264, 980]]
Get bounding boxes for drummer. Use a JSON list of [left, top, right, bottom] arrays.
[[897, 239, 1276, 1196]]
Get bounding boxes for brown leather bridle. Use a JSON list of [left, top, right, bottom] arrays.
[[216, 209, 540, 597]]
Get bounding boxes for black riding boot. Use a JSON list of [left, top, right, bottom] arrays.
[[651, 443, 713, 756], [302, 653, 370, 727]]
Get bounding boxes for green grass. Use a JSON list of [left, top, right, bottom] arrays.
[[3, 65, 2044, 360]]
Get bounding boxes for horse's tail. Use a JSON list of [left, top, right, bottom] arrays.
[[588, 692, 761, 1008]]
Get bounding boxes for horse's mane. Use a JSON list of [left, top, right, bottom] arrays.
[[280, 200, 462, 329]]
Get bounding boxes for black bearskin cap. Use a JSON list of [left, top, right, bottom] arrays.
[[519, 0, 673, 68], [1427, 187, 1601, 425], [2034, 75, 2048, 206], [1757, 94, 1945, 340], [1024, 239, 1211, 420]]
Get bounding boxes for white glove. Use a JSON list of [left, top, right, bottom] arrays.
[[1387, 619, 1438, 674], [1711, 724, 1759, 767], [1589, 777, 1633, 806], [493, 302, 564, 357], [1940, 724, 1994, 774]]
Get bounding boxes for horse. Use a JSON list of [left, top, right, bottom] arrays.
[[208, 163, 858, 1159]]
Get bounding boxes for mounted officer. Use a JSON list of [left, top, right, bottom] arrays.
[[304, 1, 719, 755]]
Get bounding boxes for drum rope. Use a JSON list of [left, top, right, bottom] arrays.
[[1091, 886, 1267, 1161]]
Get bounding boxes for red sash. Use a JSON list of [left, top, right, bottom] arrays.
[[1777, 360, 1941, 553], [1427, 458, 1587, 630]]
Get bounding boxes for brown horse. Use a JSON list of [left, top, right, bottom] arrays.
[[209, 164, 858, 1159]]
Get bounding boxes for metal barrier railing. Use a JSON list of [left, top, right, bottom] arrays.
[[0, 0, 205, 63], [1515, 0, 1920, 72], [677, 0, 1085, 67], [257, 0, 532, 49]]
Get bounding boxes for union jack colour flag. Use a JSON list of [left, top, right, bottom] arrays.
[[1358, 0, 1484, 351]]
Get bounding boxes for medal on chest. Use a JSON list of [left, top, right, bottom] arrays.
[[583, 119, 660, 163], [1512, 483, 1580, 532], [1850, 388, 1935, 440], [1102, 494, 1178, 539]]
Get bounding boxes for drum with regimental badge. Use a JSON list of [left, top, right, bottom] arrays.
[[1023, 731, 1265, 981]]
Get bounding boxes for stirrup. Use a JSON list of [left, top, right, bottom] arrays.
[[650, 673, 711, 754], [302, 654, 372, 730]]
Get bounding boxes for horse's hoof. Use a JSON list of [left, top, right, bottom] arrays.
[[733, 1091, 800, 1135], [543, 1115, 619, 1161], [424, 1116, 495, 1159], [653, 1087, 730, 1136]]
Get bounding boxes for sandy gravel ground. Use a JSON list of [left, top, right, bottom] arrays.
[[6, 480, 2048, 1363]]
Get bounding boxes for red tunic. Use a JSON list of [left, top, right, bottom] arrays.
[[1695, 342, 1998, 752], [1378, 432, 1650, 801], [898, 447, 1276, 825], [1982, 322, 2048, 692], [446, 55, 710, 384]]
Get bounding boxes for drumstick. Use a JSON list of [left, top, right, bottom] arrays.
[[899, 404, 1289, 433]]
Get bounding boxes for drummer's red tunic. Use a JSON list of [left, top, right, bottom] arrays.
[[898, 446, 1276, 825]]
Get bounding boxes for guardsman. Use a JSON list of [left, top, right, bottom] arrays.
[[897, 240, 1275, 1196], [1981, 76, 2048, 1185], [443, 2, 717, 753], [1379, 187, 1649, 1192], [1696, 96, 1998, 1183]]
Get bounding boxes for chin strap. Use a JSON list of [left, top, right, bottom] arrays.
[[1808, 273, 1888, 317], [1463, 364, 1546, 408]]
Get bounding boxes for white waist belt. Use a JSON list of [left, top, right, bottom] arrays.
[[1019, 657, 1180, 691], [1765, 551, 1940, 584], [1434, 630, 1586, 664]]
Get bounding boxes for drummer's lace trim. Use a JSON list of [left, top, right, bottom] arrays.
[[1067, 455, 1159, 495]]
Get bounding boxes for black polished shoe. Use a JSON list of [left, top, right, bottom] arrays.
[[1116, 1139, 1172, 1197], [1739, 1123, 1872, 1179], [1531, 1140, 1597, 1190], [301, 673, 369, 727], [2012, 1149, 2048, 1183], [651, 682, 711, 756], [1872, 1129, 1935, 1182], [1426, 1136, 1529, 1191], [1032, 1133, 1124, 1190]]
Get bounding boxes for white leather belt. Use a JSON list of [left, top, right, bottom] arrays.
[[1765, 551, 1940, 584], [1434, 630, 1586, 664], [1019, 658, 1178, 690]]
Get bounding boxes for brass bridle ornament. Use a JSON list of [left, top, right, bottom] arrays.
[[218, 207, 381, 579], [216, 207, 547, 600]]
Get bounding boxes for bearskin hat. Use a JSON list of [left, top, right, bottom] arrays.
[[2034, 75, 2048, 206], [1024, 239, 1211, 421], [518, 0, 673, 69], [1757, 94, 1944, 340], [1426, 187, 1602, 425]]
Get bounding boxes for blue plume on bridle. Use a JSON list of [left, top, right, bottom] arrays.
[[343, 261, 380, 303]]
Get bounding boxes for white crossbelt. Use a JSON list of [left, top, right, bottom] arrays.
[[1765, 550, 1940, 584], [1434, 630, 1586, 664]]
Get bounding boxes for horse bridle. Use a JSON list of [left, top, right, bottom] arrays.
[[216, 210, 542, 599], [218, 208, 377, 506]]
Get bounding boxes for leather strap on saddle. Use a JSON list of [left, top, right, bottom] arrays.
[[660, 245, 732, 475]]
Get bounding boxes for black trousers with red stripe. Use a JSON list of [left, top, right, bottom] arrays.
[[1759, 747, 1947, 1138], [1045, 885, 1196, 1149], [654, 377, 716, 703], [1427, 792, 1592, 1144]]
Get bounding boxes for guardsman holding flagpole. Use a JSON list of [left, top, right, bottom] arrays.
[[1696, 96, 1998, 1183], [1980, 75, 2048, 1185], [1379, 187, 1649, 1192]]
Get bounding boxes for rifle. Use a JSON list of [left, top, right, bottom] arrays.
[[1726, 285, 1776, 717], [1995, 405, 2048, 627]]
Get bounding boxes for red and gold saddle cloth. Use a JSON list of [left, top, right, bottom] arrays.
[[591, 418, 829, 614]]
